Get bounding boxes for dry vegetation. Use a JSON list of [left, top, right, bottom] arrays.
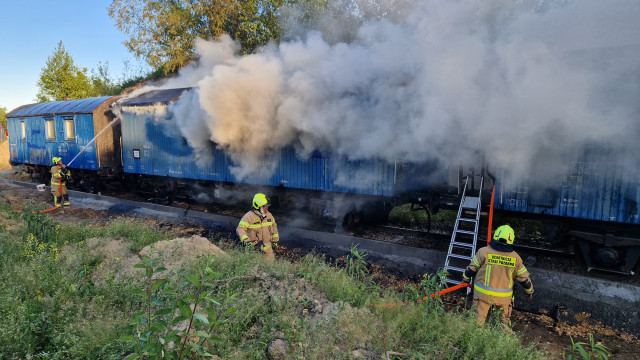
[[0, 140, 12, 173]]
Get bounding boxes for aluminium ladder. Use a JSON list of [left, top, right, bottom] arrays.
[[443, 175, 483, 287]]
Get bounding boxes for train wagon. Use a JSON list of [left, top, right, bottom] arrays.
[[117, 88, 399, 218], [7, 89, 640, 275], [6, 96, 121, 191], [493, 147, 640, 274]]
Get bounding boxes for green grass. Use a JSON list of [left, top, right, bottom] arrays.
[[58, 217, 170, 252], [389, 204, 457, 229], [389, 203, 546, 239], [0, 199, 551, 359], [491, 215, 545, 237]]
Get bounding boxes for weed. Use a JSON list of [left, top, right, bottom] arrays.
[[563, 333, 610, 360], [346, 244, 370, 283], [296, 252, 374, 307], [120, 252, 236, 359], [389, 204, 456, 229], [102, 218, 169, 252], [14, 200, 62, 245], [399, 268, 448, 314]]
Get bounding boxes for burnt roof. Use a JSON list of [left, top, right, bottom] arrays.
[[119, 87, 193, 106]]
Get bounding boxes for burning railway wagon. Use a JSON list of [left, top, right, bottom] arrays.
[[6, 96, 122, 192], [116, 87, 640, 274], [117, 88, 400, 219], [5, 89, 640, 275], [493, 148, 640, 275]]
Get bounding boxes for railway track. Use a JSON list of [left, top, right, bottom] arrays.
[[375, 224, 573, 257], [8, 176, 630, 280]]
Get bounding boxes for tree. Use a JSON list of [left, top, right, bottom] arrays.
[[90, 62, 121, 96], [36, 41, 94, 102], [109, 0, 235, 74], [0, 107, 6, 128], [227, 0, 292, 55], [278, 0, 417, 44], [108, 0, 297, 74]]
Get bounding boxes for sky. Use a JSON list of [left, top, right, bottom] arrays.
[[0, 0, 145, 112]]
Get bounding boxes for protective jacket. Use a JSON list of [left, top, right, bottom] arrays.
[[50, 166, 71, 194], [463, 241, 533, 304], [236, 209, 279, 250]]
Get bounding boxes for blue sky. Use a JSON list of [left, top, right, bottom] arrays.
[[0, 0, 147, 112]]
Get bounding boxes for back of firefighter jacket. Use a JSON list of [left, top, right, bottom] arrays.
[[467, 245, 532, 304]]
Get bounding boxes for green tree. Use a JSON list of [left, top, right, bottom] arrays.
[[36, 41, 94, 102], [0, 107, 6, 128], [228, 0, 293, 55], [108, 0, 298, 74], [90, 62, 121, 96]]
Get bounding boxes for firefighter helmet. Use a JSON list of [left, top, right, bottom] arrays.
[[493, 225, 515, 245], [52, 157, 62, 165], [252, 193, 270, 210]]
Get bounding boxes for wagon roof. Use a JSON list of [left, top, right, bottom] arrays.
[[7, 96, 116, 117], [119, 87, 193, 106]]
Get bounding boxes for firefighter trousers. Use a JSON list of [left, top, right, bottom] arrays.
[[474, 297, 512, 330]]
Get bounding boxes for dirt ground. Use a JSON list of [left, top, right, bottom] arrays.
[[1, 142, 639, 359]]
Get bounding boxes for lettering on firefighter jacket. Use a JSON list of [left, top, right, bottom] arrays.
[[466, 245, 532, 304]]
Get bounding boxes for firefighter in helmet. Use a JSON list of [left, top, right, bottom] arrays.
[[462, 224, 534, 328], [51, 157, 71, 207], [236, 193, 279, 262]]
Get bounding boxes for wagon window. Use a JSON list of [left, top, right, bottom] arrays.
[[65, 119, 75, 140], [46, 119, 55, 140], [21, 121, 26, 139]]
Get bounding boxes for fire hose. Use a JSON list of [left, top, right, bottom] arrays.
[[368, 282, 473, 309], [12, 181, 64, 214]]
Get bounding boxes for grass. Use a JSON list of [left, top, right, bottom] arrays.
[[58, 217, 170, 252], [0, 196, 552, 359], [389, 203, 546, 240], [389, 204, 457, 229]]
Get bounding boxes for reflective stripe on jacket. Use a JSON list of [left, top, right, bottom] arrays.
[[236, 209, 279, 246], [465, 245, 532, 303], [50, 165, 71, 185]]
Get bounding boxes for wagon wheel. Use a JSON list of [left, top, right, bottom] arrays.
[[342, 207, 361, 229]]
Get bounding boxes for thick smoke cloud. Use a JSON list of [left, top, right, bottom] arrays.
[[135, 0, 640, 181]]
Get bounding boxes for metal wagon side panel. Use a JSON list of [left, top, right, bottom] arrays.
[[495, 147, 640, 225], [119, 88, 399, 197]]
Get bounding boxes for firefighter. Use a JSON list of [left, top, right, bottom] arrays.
[[462, 224, 534, 328], [236, 193, 279, 262], [51, 157, 71, 207]]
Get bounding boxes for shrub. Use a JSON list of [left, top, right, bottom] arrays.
[[120, 253, 236, 359]]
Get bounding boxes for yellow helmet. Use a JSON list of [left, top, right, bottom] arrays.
[[493, 225, 515, 245], [252, 193, 270, 209], [52, 157, 62, 165]]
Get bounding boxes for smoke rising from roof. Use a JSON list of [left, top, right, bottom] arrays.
[[140, 0, 640, 181]]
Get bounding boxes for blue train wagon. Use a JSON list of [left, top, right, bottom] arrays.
[[6, 96, 121, 190], [494, 148, 640, 274], [118, 88, 397, 217]]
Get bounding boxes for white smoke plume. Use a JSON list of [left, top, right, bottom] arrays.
[[135, 0, 640, 181]]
